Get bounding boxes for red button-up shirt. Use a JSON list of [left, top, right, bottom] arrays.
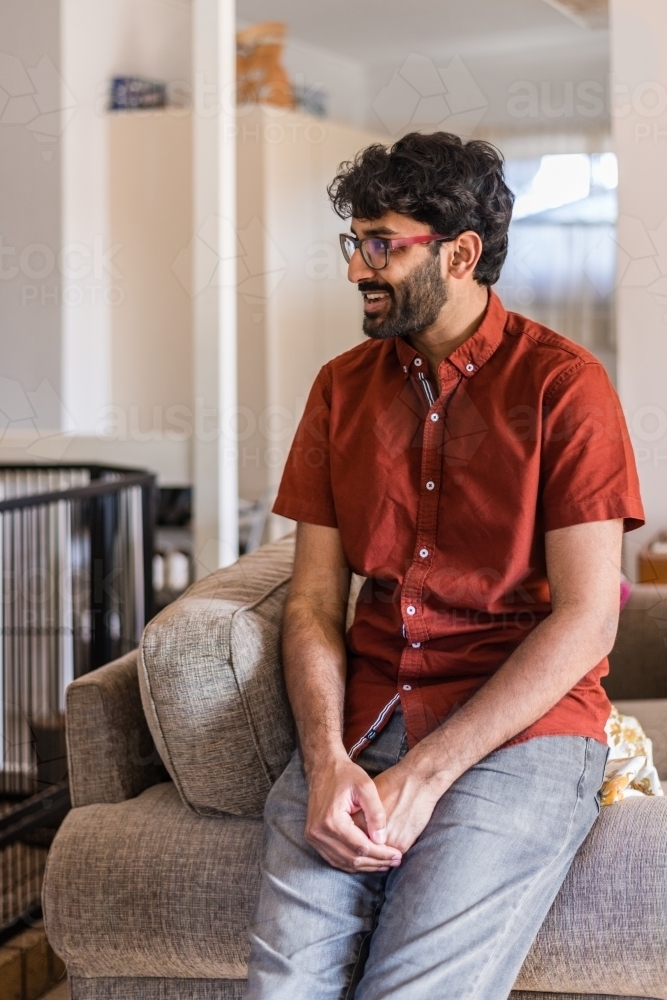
[[273, 291, 644, 758]]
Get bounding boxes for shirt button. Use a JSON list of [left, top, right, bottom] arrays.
[[466, 363, 474, 372], [403, 365, 407, 372], [406, 605, 416, 615], [426, 481, 435, 490], [419, 548, 428, 558], [411, 642, 421, 648], [430, 413, 439, 422], [414, 358, 423, 367], [402, 684, 412, 691]]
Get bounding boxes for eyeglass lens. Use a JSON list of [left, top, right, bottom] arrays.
[[340, 235, 355, 263], [361, 239, 389, 269], [340, 236, 389, 269]]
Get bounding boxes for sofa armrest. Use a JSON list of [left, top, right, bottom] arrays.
[[517, 795, 667, 996], [605, 583, 667, 700], [66, 649, 169, 807]]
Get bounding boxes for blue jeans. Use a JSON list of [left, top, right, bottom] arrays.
[[245, 706, 607, 1000]]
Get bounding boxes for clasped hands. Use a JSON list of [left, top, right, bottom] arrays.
[[304, 752, 445, 874]]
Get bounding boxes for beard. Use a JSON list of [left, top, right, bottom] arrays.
[[360, 250, 448, 341]]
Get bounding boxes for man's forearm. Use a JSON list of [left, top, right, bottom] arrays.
[[283, 597, 349, 776], [406, 607, 617, 795]]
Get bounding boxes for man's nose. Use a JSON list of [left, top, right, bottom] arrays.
[[347, 248, 378, 284]]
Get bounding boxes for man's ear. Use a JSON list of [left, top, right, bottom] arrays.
[[447, 231, 483, 281]]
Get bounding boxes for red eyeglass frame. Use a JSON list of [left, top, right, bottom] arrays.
[[339, 232, 453, 269]]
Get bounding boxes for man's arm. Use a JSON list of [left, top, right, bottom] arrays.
[[283, 521, 402, 873], [368, 518, 623, 854]]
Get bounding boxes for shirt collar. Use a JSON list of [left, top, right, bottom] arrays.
[[394, 289, 507, 380]]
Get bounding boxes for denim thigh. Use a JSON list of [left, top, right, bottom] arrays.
[[245, 709, 407, 1000], [245, 711, 607, 1000], [356, 734, 608, 1000]]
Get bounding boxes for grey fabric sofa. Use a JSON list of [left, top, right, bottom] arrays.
[[42, 535, 667, 1000]]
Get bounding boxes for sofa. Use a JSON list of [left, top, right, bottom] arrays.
[[43, 534, 667, 1000]]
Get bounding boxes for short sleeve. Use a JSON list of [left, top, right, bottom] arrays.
[[272, 366, 338, 528], [541, 361, 644, 533]]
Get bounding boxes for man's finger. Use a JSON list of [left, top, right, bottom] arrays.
[[354, 780, 388, 845], [335, 812, 401, 861], [309, 815, 398, 863], [321, 845, 396, 874]]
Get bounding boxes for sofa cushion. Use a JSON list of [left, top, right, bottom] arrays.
[[43, 782, 262, 979], [139, 535, 296, 819], [514, 796, 667, 998], [44, 783, 667, 997], [68, 979, 247, 1000]]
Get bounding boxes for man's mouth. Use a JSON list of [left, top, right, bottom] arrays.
[[360, 288, 392, 315]]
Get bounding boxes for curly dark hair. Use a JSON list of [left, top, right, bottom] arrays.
[[327, 132, 514, 287]]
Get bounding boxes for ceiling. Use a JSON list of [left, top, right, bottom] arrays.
[[236, 0, 611, 133], [236, 0, 599, 61]]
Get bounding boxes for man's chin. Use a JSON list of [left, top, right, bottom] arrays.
[[362, 316, 401, 340]]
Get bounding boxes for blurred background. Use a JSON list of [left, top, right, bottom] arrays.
[[1, 0, 667, 951], [3, 0, 666, 583]]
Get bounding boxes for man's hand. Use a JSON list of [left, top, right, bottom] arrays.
[[283, 522, 398, 874], [305, 754, 403, 873], [353, 758, 445, 856], [374, 760, 445, 854]]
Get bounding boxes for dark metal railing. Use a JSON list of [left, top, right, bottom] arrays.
[[0, 465, 154, 931]]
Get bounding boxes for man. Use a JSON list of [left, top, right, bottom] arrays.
[[245, 132, 644, 1000]]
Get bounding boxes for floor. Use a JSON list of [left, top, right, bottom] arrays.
[[41, 982, 68, 999]]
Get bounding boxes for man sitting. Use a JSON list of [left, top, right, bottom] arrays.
[[245, 131, 644, 1000]]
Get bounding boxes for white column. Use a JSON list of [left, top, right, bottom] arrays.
[[60, 0, 112, 434], [611, 0, 667, 573], [192, 0, 239, 574]]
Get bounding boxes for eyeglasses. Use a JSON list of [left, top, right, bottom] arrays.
[[339, 232, 452, 270]]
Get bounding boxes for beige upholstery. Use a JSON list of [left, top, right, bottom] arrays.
[[515, 796, 667, 997], [45, 755, 667, 996], [138, 536, 296, 819], [68, 980, 247, 999], [66, 649, 168, 807], [43, 541, 667, 1000], [44, 783, 260, 979], [67, 988, 655, 1000], [66, 990, 654, 1000], [510, 995, 658, 1000]]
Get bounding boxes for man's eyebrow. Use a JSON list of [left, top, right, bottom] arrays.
[[350, 224, 398, 237]]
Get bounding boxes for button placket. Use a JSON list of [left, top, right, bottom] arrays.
[[401, 379, 447, 648], [400, 373, 460, 696]]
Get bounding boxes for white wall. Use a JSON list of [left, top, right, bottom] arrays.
[[0, 0, 63, 430], [107, 110, 193, 441], [0, 431, 190, 484], [235, 107, 382, 539], [60, 0, 192, 434], [611, 0, 667, 575], [282, 38, 367, 129]]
